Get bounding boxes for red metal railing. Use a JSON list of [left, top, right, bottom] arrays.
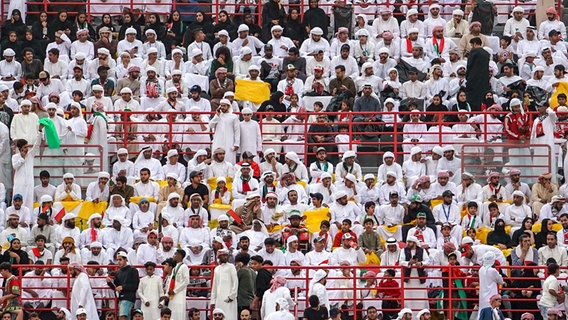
[[101, 109, 553, 179], [10, 264, 547, 319]]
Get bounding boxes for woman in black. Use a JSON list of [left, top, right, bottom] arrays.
[[32, 11, 50, 42], [424, 94, 448, 125], [0, 32, 22, 58], [511, 217, 535, 247], [144, 13, 166, 41], [283, 8, 305, 47], [2, 238, 30, 276], [487, 218, 513, 248], [165, 10, 187, 49], [184, 11, 215, 46], [213, 11, 236, 40], [257, 91, 287, 122], [118, 12, 142, 41], [21, 30, 45, 62], [96, 14, 117, 40], [535, 218, 554, 249], [303, 295, 328, 320], [447, 89, 471, 123], [261, 0, 286, 42], [70, 12, 96, 41], [509, 263, 542, 320], [2, 10, 27, 42], [48, 11, 73, 41]]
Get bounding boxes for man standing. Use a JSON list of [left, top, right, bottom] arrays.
[[465, 37, 490, 111], [539, 263, 563, 318], [478, 251, 504, 310], [64, 103, 87, 177], [164, 250, 189, 320], [210, 99, 240, 164], [211, 248, 238, 320], [106, 252, 140, 320], [69, 262, 98, 320]]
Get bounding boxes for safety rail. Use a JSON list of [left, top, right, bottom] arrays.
[[101, 109, 556, 174], [9, 264, 547, 319], [32, 144, 105, 186], [9, 0, 549, 24]]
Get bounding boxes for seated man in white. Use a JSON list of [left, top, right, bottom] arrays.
[[504, 190, 532, 234], [407, 212, 437, 250], [376, 151, 403, 185], [377, 191, 405, 241], [329, 190, 362, 239], [402, 146, 426, 188], [432, 190, 463, 241]]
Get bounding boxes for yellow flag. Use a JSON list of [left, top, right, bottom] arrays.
[[551, 82, 568, 109], [234, 79, 271, 104]]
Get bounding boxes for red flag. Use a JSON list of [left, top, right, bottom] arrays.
[[54, 208, 66, 223], [31, 247, 41, 258], [227, 210, 242, 224], [41, 205, 49, 213]]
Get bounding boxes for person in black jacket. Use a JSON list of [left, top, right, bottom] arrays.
[[250, 255, 272, 309], [303, 0, 330, 39], [107, 251, 140, 320]]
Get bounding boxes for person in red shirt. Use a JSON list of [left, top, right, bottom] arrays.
[[377, 269, 401, 320], [237, 151, 261, 179], [332, 219, 358, 248], [0, 262, 22, 320]]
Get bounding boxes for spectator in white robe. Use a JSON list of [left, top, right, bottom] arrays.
[[10, 100, 39, 146], [208, 148, 236, 178], [103, 216, 134, 258], [85, 172, 110, 203], [397, 236, 429, 311], [69, 263, 98, 320], [437, 145, 461, 184], [281, 110, 307, 158], [477, 251, 504, 310], [12, 128, 42, 211], [162, 150, 186, 185], [402, 110, 428, 160], [71, 29, 95, 60], [182, 106, 211, 154], [134, 146, 165, 181], [62, 103, 87, 178], [79, 213, 104, 249], [538, 7, 567, 40], [239, 108, 262, 163], [210, 99, 240, 164], [444, 9, 468, 38], [0, 49, 21, 88], [432, 190, 463, 239], [504, 190, 532, 232], [54, 173, 82, 202], [136, 261, 163, 320], [402, 147, 427, 188], [104, 194, 132, 227], [456, 172, 482, 208], [377, 151, 403, 185], [377, 191, 405, 241]]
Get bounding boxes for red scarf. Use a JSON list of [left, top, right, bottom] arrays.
[[414, 228, 424, 243], [241, 177, 251, 193], [91, 228, 97, 242], [433, 36, 445, 56], [406, 38, 413, 53]]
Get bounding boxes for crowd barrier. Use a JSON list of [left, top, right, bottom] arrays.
[[5, 0, 550, 24], [11, 264, 548, 320]]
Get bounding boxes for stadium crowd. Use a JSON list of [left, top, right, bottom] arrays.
[[2, 1, 568, 320]]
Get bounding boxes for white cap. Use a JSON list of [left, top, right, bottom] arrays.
[[342, 150, 357, 160], [509, 98, 522, 107], [190, 48, 203, 58], [462, 236, 474, 245], [364, 174, 375, 181], [220, 98, 231, 106], [147, 47, 158, 55], [146, 66, 157, 74], [344, 173, 357, 183], [117, 148, 128, 155], [237, 24, 249, 33], [166, 86, 178, 94], [145, 28, 157, 35], [271, 25, 283, 32], [410, 146, 422, 156], [408, 27, 420, 34], [311, 27, 324, 35], [172, 48, 183, 56], [218, 30, 229, 37], [63, 173, 75, 179], [120, 87, 132, 94], [453, 9, 464, 15], [92, 84, 104, 92], [98, 171, 110, 179], [3, 48, 15, 57], [248, 64, 260, 72], [76, 308, 87, 316], [378, 47, 390, 55], [166, 172, 179, 180], [117, 251, 128, 258], [98, 48, 110, 56], [334, 190, 348, 200], [40, 195, 53, 203], [512, 6, 524, 13], [407, 9, 419, 17], [125, 27, 137, 35], [242, 107, 253, 115]]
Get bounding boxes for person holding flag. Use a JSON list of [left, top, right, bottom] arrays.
[[162, 250, 189, 320]]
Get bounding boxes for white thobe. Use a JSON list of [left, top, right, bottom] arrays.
[[137, 275, 164, 320], [407, 226, 437, 249], [179, 227, 210, 249], [71, 272, 98, 320], [330, 247, 366, 265], [210, 263, 238, 320], [208, 161, 235, 178], [164, 263, 189, 320], [504, 204, 531, 229], [54, 183, 82, 201], [64, 115, 87, 176], [10, 113, 39, 145], [437, 157, 462, 184], [85, 182, 109, 202], [136, 244, 159, 276], [240, 120, 262, 161], [478, 266, 504, 310], [134, 158, 164, 180], [531, 108, 558, 181], [210, 112, 240, 164], [113, 160, 135, 179], [12, 132, 40, 211], [377, 163, 404, 185], [103, 227, 134, 253]]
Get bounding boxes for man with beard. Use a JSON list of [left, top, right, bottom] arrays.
[[135, 148, 165, 181], [465, 37, 490, 110], [444, 9, 468, 38], [106, 251, 140, 320], [80, 241, 108, 265], [211, 215, 237, 250], [232, 163, 259, 200], [29, 213, 55, 253], [259, 172, 277, 203], [426, 26, 456, 64], [210, 98, 240, 163], [304, 65, 330, 96], [179, 212, 210, 249], [235, 253, 256, 314], [539, 7, 567, 40], [210, 249, 238, 318], [69, 263, 98, 320], [22, 261, 51, 309], [79, 213, 103, 249], [398, 236, 429, 311], [103, 218, 134, 259], [307, 115, 334, 155], [372, 47, 397, 80], [259, 149, 284, 178], [157, 236, 175, 263]]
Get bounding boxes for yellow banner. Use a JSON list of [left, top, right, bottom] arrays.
[[234, 79, 271, 104], [551, 82, 568, 109]]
